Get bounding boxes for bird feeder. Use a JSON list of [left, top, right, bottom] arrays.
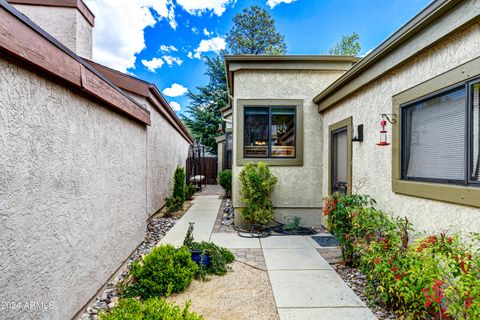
[[377, 119, 390, 146]]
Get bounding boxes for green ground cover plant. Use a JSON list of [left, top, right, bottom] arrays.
[[323, 193, 480, 319], [238, 162, 277, 225], [100, 298, 203, 320], [184, 183, 196, 200]]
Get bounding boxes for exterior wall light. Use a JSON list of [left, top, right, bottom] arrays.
[[352, 124, 364, 142]]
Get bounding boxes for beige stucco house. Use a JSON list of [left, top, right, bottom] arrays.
[[0, 1, 192, 319], [224, 0, 480, 233]]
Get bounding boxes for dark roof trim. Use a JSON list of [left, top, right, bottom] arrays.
[[85, 59, 194, 144], [314, 0, 480, 111], [7, 0, 95, 26], [0, 0, 150, 125]]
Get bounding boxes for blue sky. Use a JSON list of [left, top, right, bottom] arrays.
[[86, 0, 432, 115]]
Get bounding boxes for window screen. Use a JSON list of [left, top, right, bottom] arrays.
[[402, 87, 466, 182], [243, 106, 296, 159], [472, 83, 480, 182], [244, 108, 269, 157]]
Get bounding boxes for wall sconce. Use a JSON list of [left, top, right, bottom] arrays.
[[352, 124, 363, 142]]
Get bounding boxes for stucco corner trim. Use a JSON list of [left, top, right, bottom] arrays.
[[236, 99, 304, 167]]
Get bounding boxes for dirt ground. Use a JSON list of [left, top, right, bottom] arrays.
[[167, 262, 279, 320]]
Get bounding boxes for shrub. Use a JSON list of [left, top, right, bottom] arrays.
[[218, 170, 232, 197], [182, 223, 235, 280], [322, 193, 376, 265], [122, 245, 198, 298], [173, 167, 186, 203], [326, 194, 480, 319], [238, 162, 277, 225], [165, 196, 183, 214], [100, 298, 203, 320], [184, 183, 196, 200]]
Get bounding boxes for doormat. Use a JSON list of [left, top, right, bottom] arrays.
[[311, 235, 340, 247]]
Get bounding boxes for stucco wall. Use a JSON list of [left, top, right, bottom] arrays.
[[232, 69, 345, 225], [321, 23, 480, 234], [12, 4, 93, 59], [145, 101, 191, 216], [0, 56, 147, 319]]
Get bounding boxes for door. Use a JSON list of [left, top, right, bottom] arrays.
[[331, 127, 348, 194]]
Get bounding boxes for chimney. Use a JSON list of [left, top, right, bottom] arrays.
[[7, 0, 95, 59]]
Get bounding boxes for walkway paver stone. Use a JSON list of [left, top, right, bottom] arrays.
[[210, 232, 261, 248], [278, 307, 377, 320], [263, 248, 331, 270]]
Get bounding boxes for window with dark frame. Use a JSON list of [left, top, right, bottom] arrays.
[[401, 78, 480, 187], [244, 106, 296, 159]]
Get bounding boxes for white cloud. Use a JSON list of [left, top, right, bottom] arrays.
[[176, 0, 234, 16], [160, 44, 178, 53], [163, 83, 188, 97], [187, 52, 193, 59], [193, 37, 226, 59], [162, 55, 183, 66], [141, 57, 165, 72], [170, 101, 181, 111], [266, 0, 296, 9], [203, 28, 212, 36], [84, 0, 176, 72], [191, 26, 199, 34]]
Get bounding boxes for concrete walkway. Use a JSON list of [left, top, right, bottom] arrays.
[[160, 195, 376, 320]]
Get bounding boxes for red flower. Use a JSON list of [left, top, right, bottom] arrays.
[[466, 296, 473, 309], [374, 257, 381, 264]]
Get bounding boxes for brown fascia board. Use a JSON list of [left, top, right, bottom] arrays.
[[313, 0, 479, 110], [0, 1, 150, 125], [85, 59, 194, 144], [224, 54, 359, 96], [7, 0, 95, 26]]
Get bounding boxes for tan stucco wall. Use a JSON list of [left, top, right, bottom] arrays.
[[232, 69, 346, 225], [321, 23, 480, 234], [12, 4, 93, 59], [145, 102, 191, 216]]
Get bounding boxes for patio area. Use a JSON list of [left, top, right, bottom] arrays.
[[160, 194, 376, 320]]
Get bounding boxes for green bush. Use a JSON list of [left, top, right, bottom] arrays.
[[325, 194, 480, 319], [122, 245, 198, 298], [184, 183, 196, 200], [173, 167, 186, 203], [100, 298, 203, 320], [165, 196, 183, 214], [218, 170, 232, 197], [183, 223, 235, 280], [238, 162, 277, 225]]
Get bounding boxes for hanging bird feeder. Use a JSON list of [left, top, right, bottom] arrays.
[[376, 114, 396, 147]]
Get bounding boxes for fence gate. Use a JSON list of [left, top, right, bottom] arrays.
[[186, 144, 218, 187]]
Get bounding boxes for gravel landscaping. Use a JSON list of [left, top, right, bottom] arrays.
[[79, 214, 179, 320], [168, 261, 279, 320], [333, 264, 396, 320]]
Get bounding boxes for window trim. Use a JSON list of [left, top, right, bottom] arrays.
[[392, 56, 480, 208], [236, 99, 303, 166]]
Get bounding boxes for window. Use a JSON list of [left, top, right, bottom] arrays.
[[244, 106, 296, 158], [400, 79, 480, 187], [224, 132, 232, 169]]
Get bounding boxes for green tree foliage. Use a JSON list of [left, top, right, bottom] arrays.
[[181, 55, 227, 154], [172, 167, 186, 202], [328, 32, 361, 55], [239, 162, 278, 225], [227, 6, 286, 55]]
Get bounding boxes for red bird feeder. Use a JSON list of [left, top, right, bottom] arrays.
[[377, 119, 390, 146]]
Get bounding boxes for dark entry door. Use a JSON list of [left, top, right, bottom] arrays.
[[331, 127, 348, 194]]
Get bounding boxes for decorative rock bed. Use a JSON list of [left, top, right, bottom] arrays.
[[333, 264, 396, 320], [79, 216, 177, 320]]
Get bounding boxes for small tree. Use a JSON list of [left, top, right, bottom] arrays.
[[173, 167, 186, 202], [238, 162, 277, 225], [329, 32, 361, 55]]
